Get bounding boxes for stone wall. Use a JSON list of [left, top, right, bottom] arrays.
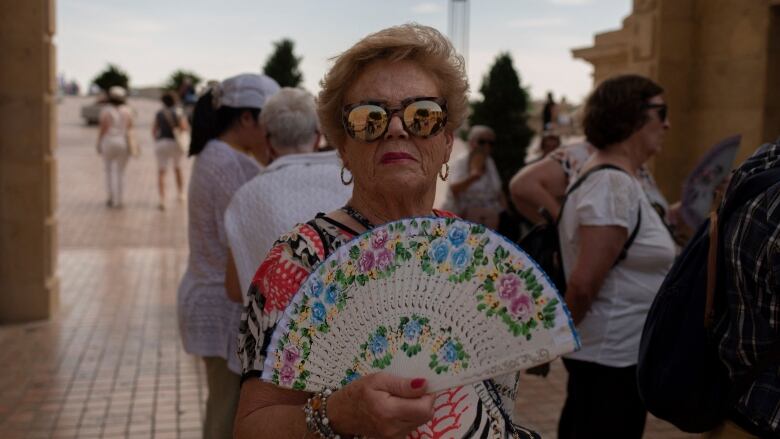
[[0, 0, 59, 322]]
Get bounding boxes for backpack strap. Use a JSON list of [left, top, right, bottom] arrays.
[[560, 164, 642, 267]]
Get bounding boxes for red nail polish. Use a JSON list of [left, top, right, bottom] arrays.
[[411, 378, 426, 389]]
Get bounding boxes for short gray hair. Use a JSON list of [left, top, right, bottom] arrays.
[[260, 88, 319, 152]]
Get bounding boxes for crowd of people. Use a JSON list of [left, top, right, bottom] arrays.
[[93, 22, 779, 439]]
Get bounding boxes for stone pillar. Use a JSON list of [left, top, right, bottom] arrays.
[[0, 0, 59, 322]]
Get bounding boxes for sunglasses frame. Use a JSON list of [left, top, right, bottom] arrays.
[[342, 96, 448, 142], [643, 103, 668, 123]]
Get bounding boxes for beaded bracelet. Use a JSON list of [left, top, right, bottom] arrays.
[[303, 388, 344, 439]]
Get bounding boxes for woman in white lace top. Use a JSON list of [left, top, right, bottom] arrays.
[[177, 73, 279, 439]]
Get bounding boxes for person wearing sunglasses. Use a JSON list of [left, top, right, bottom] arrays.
[[554, 74, 676, 438], [235, 24, 539, 439], [442, 125, 507, 230]]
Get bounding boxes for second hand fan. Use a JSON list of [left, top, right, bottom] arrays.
[[262, 217, 579, 392]]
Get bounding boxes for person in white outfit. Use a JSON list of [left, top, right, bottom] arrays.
[[96, 86, 133, 208], [152, 92, 189, 209], [177, 73, 280, 439], [224, 87, 353, 303]]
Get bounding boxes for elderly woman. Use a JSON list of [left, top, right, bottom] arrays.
[[554, 75, 677, 438], [235, 24, 539, 439]]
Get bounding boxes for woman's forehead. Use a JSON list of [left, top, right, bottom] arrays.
[[344, 60, 440, 104]]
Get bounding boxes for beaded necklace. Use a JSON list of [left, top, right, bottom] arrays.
[[340, 205, 375, 230]]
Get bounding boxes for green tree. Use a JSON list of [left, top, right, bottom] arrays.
[[165, 69, 201, 92], [263, 38, 303, 87], [469, 53, 534, 188], [92, 64, 130, 92]]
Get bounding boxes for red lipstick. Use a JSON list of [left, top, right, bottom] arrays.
[[380, 152, 416, 164]]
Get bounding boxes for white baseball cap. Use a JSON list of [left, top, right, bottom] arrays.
[[215, 73, 280, 109]]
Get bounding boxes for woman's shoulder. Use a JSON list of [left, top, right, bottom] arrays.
[[575, 165, 637, 191]]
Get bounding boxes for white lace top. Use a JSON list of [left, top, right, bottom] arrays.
[[178, 139, 261, 373]]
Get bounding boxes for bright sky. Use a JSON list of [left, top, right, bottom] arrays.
[[57, 0, 631, 103]]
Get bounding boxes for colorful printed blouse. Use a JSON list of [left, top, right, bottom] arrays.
[[237, 213, 540, 439]]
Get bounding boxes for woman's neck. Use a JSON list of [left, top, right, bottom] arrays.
[[348, 183, 435, 225], [218, 132, 248, 154], [596, 140, 646, 176]]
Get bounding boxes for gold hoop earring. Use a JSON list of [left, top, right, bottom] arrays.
[[340, 166, 353, 185], [439, 163, 450, 181]]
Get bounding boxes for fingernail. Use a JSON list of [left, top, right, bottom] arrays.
[[411, 378, 426, 389]]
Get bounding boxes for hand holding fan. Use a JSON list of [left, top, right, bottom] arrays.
[[262, 217, 579, 393]]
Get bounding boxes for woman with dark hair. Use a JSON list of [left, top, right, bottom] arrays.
[[96, 86, 134, 208], [151, 92, 189, 209], [177, 73, 279, 439], [556, 74, 676, 438]]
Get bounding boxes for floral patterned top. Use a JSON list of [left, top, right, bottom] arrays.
[[237, 212, 540, 439]]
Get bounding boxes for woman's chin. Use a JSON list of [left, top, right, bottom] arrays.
[[369, 171, 433, 196]]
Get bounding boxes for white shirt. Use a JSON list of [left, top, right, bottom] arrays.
[[225, 150, 352, 301], [558, 169, 676, 367], [177, 140, 261, 373]]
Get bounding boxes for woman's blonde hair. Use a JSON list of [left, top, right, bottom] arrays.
[[318, 23, 469, 150]]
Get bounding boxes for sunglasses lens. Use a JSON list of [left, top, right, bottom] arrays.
[[345, 104, 388, 142], [403, 100, 446, 138], [659, 107, 667, 122]]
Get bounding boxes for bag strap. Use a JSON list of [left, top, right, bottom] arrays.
[[560, 164, 642, 267], [162, 108, 178, 132]]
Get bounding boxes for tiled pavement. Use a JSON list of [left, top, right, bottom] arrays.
[[0, 96, 696, 438]]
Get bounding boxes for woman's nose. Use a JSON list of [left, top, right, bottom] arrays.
[[384, 114, 409, 140]]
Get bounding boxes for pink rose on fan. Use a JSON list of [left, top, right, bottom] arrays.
[[497, 273, 521, 300], [279, 365, 296, 385], [371, 229, 389, 249], [282, 345, 300, 365], [375, 248, 394, 270], [509, 294, 534, 320], [358, 251, 375, 272]]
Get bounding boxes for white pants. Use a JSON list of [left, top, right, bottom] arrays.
[[154, 138, 183, 171], [101, 138, 130, 205]]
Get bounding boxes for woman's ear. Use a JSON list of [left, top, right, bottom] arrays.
[[443, 130, 454, 164]]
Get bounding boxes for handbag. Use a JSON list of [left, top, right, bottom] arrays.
[[163, 108, 190, 153], [125, 130, 140, 157]]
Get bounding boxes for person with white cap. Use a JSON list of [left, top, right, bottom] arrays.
[[96, 85, 134, 208], [177, 73, 280, 439]]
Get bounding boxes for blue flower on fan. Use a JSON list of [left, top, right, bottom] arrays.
[[370, 335, 388, 356], [439, 340, 458, 364], [309, 277, 324, 298], [343, 370, 361, 384], [403, 320, 423, 341], [447, 223, 469, 247], [450, 247, 472, 272], [429, 238, 450, 263], [310, 301, 327, 324], [324, 283, 339, 305]]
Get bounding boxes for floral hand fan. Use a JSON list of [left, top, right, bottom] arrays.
[[262, 217, 579, 392]]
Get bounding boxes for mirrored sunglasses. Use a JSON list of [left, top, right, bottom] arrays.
[[342, 97, 448, 142]]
